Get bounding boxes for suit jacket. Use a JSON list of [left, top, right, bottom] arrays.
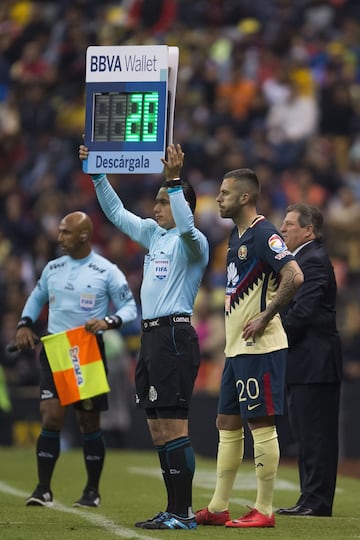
[[282, 239, 342, 384]]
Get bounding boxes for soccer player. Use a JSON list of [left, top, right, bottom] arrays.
[[79, 143, 209, 530], [15, 211, 137, 508], [195, 168, 304, 528]]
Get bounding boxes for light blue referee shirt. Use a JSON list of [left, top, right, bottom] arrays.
[[21, 251, 137, 334], [91, 175, 209, 320]]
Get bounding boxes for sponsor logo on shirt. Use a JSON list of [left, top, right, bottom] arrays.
[[268, 234, 287, 253], [88, 262, 106, 273], [275, 249, 292, 260], [227, 262, 239, 286], [49, 262, 66, 270]]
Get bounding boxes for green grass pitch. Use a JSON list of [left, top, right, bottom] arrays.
[[0, 447, 359, 539]]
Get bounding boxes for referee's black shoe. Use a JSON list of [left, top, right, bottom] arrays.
[[73, 488, 101, 508], [26, 486, 53, 507]]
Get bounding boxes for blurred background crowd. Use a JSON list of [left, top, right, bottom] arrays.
[[1, 0, 360, 456]]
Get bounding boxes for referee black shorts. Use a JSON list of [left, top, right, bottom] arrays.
[[135, 320, 200, 413]]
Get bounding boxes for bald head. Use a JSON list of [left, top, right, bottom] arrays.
[[63, 212, 93, 241], [58, 211, 93, 258]]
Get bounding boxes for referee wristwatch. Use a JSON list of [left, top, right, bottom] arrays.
[[17, 316, 33, 329], [165, 177, 182, 188], [104, 315, 122, 329]]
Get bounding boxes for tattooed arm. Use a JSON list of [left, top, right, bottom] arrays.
[[265, 260, 304, 321], [242, 260, 304, 341]]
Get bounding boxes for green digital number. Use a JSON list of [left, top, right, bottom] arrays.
[[125, 93, 143, 141], [94, 91, 160, 143]]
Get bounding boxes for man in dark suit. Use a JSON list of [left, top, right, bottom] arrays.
[[277, 203, 342, 517]]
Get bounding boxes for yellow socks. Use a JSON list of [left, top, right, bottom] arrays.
[[252, 425, 279, 517], [208, 428, 244, 513]]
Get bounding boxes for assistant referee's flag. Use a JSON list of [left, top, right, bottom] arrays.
[[41, 326, 110, 406]]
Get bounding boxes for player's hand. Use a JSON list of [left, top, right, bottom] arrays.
[[161, 143, 184, 180], [79, 144, 89, 161], [242, 315, 267, 342]]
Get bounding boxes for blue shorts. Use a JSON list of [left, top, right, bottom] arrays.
[[217, 350, 287, 418]]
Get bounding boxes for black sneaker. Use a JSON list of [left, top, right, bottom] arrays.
[[135, 511, 169, 528], [143, 513, 197, 530], [26, 487, 53, 507], [73, 488, 101, 508]]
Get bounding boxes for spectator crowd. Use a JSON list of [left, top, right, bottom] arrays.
[[1, 0, 360, 456]]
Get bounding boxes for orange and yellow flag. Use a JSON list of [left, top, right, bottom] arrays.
[[41, 327, 110, 406]]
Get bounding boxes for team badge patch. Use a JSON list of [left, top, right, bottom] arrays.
[[268, 234, 287, 253], [238, 245, 248, 260]]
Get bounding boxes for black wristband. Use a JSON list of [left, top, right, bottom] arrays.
[[165, 178, 182, 188], [104, 315, 122, 329], [17, 316, 33, 329]]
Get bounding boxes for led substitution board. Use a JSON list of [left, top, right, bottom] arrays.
[[83, 45, 178, 174]]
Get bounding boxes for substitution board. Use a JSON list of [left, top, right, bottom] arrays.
[[83, 45, 178, 174]]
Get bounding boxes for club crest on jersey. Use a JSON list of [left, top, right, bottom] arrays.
[[238, 245, 248, 260], [268, 234, 287, 253]]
